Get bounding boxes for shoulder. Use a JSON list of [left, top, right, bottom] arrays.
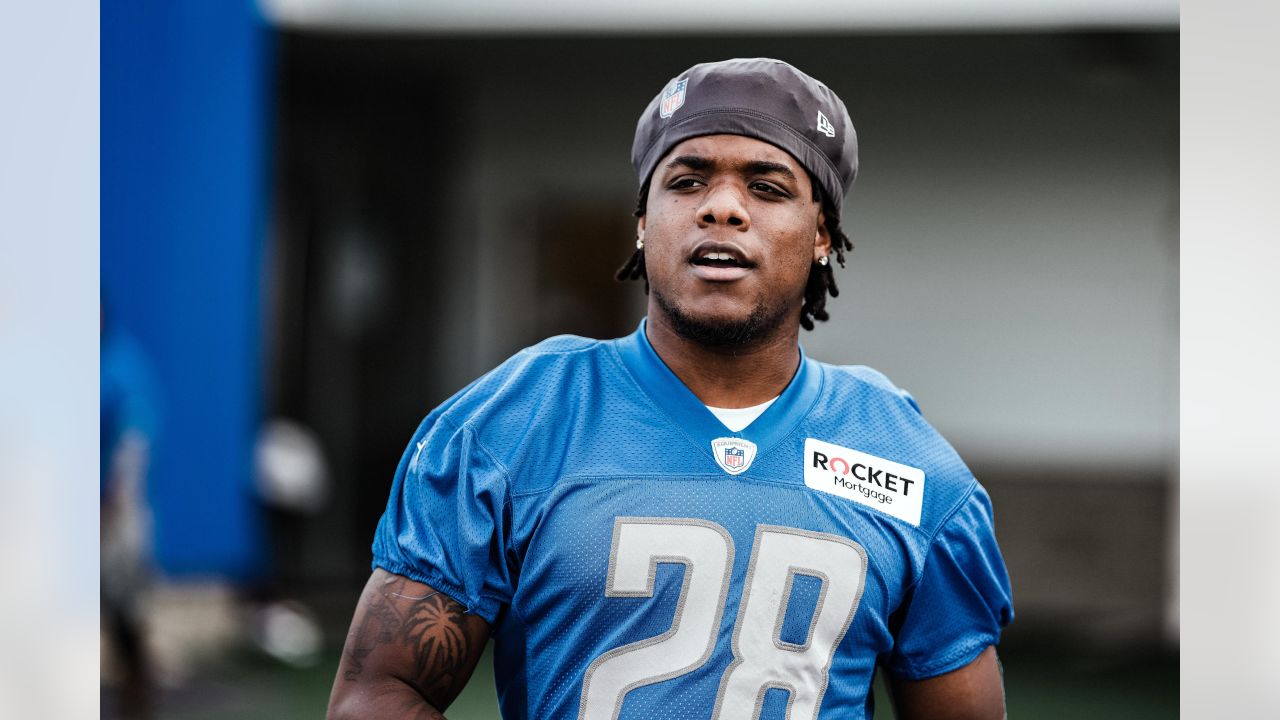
[[521, 334, 604, 356], [806, 360, 977, 533], [429, 333, 614, 443], [409, 333, 638, 492], [815, 361, 923, 415]]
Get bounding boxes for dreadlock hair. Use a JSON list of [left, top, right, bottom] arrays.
[[614, 178, 854, 331]]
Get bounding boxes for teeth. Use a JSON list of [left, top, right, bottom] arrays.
[[702, 252, 734, 261]]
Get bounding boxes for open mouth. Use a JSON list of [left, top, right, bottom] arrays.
[[689, 244, 755, 270]]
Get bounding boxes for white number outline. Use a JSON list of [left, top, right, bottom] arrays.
[[577, 518, 868, 720], [577, 517, 734, 720], [712, 524, 868, 720]]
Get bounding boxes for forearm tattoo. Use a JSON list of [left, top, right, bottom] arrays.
[[341, 573, 477, 707]]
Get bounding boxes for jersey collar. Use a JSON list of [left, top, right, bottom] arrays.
[[612, 318, 823, 462]]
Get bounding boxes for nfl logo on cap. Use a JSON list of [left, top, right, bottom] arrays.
[[659, 78, 688, 118]]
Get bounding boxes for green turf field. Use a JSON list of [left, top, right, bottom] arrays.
[[132, 641, 1175, 720]]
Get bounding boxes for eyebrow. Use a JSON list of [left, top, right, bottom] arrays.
[[664, 155, 798, 182]]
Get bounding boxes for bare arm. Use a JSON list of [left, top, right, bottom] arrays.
[[887, 646, 1006, 720], [327, 569, 491, 720]]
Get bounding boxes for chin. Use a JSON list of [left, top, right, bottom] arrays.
[[654, 288, 790, 348]]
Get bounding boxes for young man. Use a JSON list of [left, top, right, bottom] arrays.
[[327, 58, 1013, 720]]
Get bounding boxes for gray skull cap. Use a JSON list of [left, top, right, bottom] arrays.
[[632, 58, 858, 218]]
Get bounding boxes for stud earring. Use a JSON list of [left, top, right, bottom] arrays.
[[636, 232, 645, 250], [818, 255, 829, 266]]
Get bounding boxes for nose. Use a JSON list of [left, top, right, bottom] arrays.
[[695, 183, 751, 231]]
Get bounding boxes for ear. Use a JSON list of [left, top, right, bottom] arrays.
[[637, 215, 647, 237], [813, 210, 832, 262]]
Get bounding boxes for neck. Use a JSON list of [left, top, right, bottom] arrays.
[[645, 308, 801, 408]]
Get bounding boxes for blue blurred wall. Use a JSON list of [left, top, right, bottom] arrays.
[[102, 0, 271, 579]]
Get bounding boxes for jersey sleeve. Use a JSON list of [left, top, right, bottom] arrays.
[[371, 413, 514, 625], [886, 482, 1014, 680]]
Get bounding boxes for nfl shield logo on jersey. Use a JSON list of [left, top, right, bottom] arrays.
[[659, 78, 688, 118], [711, 437, 757, 476], [725, 447, 744, 468]]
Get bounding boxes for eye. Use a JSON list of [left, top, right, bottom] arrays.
[[667, 177, 705, 190], [750, 181, 789, 198]]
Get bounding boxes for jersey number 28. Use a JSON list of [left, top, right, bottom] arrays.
[[578, 517, 868, 720]]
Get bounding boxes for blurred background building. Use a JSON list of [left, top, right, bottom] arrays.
[[102, 0, 1178, 717]]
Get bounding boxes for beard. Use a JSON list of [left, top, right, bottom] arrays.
[[652, 286, 793, 349]]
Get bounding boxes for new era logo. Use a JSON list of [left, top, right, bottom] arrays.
[[816, 110, 836, 138]]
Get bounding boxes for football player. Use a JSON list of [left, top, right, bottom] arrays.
[[327, 58, 1013, 720]]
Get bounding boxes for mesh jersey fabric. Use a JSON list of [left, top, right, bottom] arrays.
[[372, 319, 1013, 720]]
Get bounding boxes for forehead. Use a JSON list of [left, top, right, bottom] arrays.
[[656, 134, 806, 176]]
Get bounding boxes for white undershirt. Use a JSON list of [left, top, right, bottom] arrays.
[[706, 397, 778, 432]]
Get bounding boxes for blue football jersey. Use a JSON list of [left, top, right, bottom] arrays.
[[372, 320, 1013, 719]]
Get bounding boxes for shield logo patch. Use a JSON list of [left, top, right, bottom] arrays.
[[711, 437, 758, 475], [725, 447, 744, 468], [660, 78, 688, 118]]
